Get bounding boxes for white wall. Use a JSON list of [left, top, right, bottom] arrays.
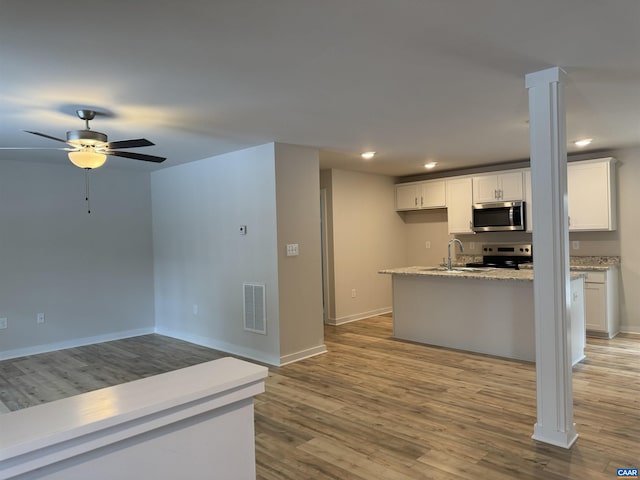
[[321, 169, 406, 324], [152, 143, 325, 365], [0, 160, 155, 358]]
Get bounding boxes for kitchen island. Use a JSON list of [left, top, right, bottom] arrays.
[[379, 267, 586, 364]]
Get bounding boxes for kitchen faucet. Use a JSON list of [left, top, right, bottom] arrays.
[[447, 239, 464, 270]]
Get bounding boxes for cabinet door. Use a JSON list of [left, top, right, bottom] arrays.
[[472, 175, 498, 203], [570, 278, 586, 365], [396, 184, 419, 210], [567, 160, 615, 231], [420, 180, 446, 208], [585, 283, 607, 332], [498, 172, 524, 201], [446, 177, 473, 234]]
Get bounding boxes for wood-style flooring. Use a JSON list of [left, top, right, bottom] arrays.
[[1, 316, 638, 479], [0, 335, 226, 412]]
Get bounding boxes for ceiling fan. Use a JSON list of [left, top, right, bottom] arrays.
[[18, 109, 166, 169]]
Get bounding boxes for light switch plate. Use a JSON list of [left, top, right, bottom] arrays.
[[286, 244, 299, 256], [0, 317, 7, 329]]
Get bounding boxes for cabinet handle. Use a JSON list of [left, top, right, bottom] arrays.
[[568, 215, 571, 226], [495, 189, 498, 199], [421, 196, 424, 206], [415, 197, 418, 206]]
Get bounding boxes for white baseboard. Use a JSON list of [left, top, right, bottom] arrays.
[[0, 327, 155, 361], [327, 307, 392, 326], [279, 344, 328, 366], [620, 324, 640, 335], [155, 327, 281, 366]]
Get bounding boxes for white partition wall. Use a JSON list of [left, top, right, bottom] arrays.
[[0, 358, 267, 480]]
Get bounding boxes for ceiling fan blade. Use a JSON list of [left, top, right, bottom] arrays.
[[105, 138, 155, 149], [107, 150, 166, 163], [0, 147, 68, 150], [24, 130, 69, 144]]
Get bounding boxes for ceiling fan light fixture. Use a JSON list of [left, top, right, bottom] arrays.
[[68, 149, 107, 169]]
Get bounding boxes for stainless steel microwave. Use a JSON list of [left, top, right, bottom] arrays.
[[472, 201, 525, 232]]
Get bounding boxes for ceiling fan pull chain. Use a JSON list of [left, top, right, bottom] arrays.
[[85, 168, 91, 214]]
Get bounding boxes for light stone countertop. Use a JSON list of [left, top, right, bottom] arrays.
[[519, 257, 620, 272], [379, 266, 586, 282]]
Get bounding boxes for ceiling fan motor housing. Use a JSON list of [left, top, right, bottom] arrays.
[[66, 129, 107, 147]]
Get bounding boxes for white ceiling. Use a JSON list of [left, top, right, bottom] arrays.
[[1, 0, 639, 177]]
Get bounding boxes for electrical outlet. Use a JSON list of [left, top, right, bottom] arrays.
[[469, 242, 475, 250], [572, 241, 580, 250], [192, 304, 199, 315], [0, 317, 7, 329], [37, 312, 45, 324], [425, 241, 431, 249], [351, 289, 357, 298]]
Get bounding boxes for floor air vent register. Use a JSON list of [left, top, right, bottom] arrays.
[[243, 283, 266, 335]]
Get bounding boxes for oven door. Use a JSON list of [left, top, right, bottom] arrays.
[[472, 201, 525, 232]]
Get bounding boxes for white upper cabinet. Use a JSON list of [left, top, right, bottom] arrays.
[[421, 180, 446, 208], [396, 183, 421, 210], [445, 177, 473, 234], [396, 158, 615, 233], [567, 158, 617, 231], [396, 180, 446, 211], [472, 171, 524, 203]]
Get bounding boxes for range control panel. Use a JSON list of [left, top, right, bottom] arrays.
[[481, 243, 532, 258]]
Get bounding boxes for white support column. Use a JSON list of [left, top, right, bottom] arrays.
[[525, 67, 578, 449]]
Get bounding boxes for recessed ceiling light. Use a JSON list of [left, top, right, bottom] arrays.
[[424, 162, 438, 169], [574, 138, 593, 148], [361, 151, 376, 160]]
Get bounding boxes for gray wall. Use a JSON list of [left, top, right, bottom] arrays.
[[152, 143, 325, 365], [614, 147, 640, 333], [151, 144, 281, 365], [321, 169, 407, 324], [0, 159, 155, 358], [274, 144, 325, 362]]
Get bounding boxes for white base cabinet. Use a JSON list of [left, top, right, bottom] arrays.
[[578, 268, 619, 338]]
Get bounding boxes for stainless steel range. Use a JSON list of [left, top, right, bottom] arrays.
[[466, 243, 532, 270]]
